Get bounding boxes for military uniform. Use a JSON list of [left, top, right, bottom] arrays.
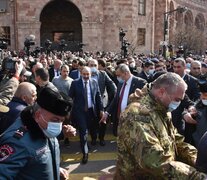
[[0, 106, 60, 179], [114, 89, 207, 179]]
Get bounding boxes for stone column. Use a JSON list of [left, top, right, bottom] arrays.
[[81, 18, 104, 52]]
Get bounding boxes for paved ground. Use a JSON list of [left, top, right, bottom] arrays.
[[60, 125, 117, 180]]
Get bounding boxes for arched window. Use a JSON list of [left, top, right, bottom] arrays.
[[138, 0, 146, 16]]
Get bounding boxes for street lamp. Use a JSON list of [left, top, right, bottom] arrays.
[[163, 6, 187, 58]]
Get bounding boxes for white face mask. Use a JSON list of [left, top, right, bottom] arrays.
[[129, 62, 136, 68], [40, 114, 62, 138], [148, 69, 155, 75], [202, 99, 207, 106]]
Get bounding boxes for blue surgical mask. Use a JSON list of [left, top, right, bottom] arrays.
[[117, 77, 124, 83], [166, 92, 181, 112], [186, 63, 191, 69], [90, 67, 98, 74], [168, 101, 181, 112], [41, 114, 62, 138]]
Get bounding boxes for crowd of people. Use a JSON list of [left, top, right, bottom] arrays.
[[0, 49, 207, 179]]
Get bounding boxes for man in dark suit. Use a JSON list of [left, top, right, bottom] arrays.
[[88, 58, 117, 146], [173, 57, 200, 145], [69, 60, 85, 80], [69, 66, 104, 164], [101, 64, 147, 136], [138, 61, 155, 83], [48, 59, 62, 81]]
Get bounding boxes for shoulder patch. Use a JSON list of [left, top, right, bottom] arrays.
[[0, 144, 14, 161], [13, 126, 28, 139]]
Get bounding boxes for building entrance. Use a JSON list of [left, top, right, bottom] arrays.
[[40, 0, 82, 52]]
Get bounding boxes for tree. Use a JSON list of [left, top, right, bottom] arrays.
[[172, 26, 206, 54]]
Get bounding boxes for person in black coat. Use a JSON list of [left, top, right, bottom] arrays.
[[173, 58, 200, 145], [138, 61, 154, 83], [101, 64, 147, 136]]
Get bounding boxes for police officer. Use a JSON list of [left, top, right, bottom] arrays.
[[0, 87, 72, 179], [114, 73, 207, 179]]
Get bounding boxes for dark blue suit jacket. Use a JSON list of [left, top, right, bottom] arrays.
[[183, 73, 200, 102], [69, 78, 103, 124], [69, 70, 80, 80]]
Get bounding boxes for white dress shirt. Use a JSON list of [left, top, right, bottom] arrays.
[[82, 79, 93, 108]]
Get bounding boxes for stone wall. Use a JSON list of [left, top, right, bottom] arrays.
[[0, 0, 206, 54]]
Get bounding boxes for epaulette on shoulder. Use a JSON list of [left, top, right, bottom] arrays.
[[13, 126, 28, 139]]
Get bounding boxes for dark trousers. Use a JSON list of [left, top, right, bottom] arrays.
[[98, 122, 106, 140], [78, 108, 97, 155]]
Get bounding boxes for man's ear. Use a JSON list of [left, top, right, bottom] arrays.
[[21, 95, 27, 102], [157, 87, 165, 97]]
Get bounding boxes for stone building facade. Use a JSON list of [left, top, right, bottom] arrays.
[[0, 0, 206, 54]]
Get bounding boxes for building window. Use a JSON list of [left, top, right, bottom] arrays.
[[0, 26, 10, 45], [137, 28, 146, 46], [138, 0, 146, 15], [0, 0, 7, 12]]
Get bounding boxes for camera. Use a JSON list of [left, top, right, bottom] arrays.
[[0, 40, 8, 50], [24, 39, 35, 47], [2, 57, 18, 73]]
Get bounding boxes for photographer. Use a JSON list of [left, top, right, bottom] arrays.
[[0, 59, 23, 105]]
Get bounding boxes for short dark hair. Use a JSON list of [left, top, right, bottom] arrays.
[[98, 59, 106, 68], [78, 61, 86, 66], [144, 61, 154, 68], [72, 59, 79, 64], [35, 68, 49, 81]]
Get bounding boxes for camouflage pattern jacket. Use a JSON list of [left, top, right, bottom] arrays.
[[115, 91, 207, 180]]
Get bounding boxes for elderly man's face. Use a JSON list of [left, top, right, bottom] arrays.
[[35, 108, 65, 130], [159, 85, 185, 109], [23, 87, 37, 106]]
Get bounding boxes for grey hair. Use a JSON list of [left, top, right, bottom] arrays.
[[152, 72, 187, 93], [191, 60, 201, 67], [88, 58, 98, 65], [116, 63, 130, 73]]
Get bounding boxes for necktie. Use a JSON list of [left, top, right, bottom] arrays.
[[117, 82, 127, 118], [84, 81, 88, 112], [56, 70, 59, 76]]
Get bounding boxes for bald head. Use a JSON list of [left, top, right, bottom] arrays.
[[54, 59, 62, 70], [15, 82, 37, 105]]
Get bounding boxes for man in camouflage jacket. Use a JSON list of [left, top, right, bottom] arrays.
[[114, 72, 207, 180]]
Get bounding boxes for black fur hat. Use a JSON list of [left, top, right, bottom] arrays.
[[37, 87, 71, 116]]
